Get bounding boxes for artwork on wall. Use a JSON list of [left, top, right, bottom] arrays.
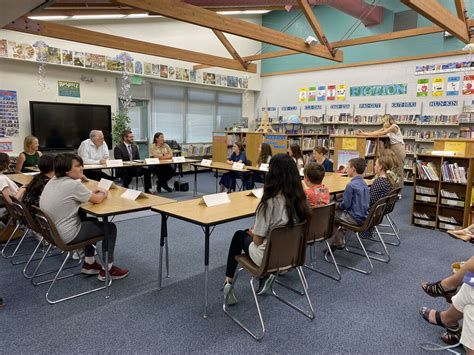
[[299, 88, 307, 102], [0, 142, 13, 152], [0, 90, 19, 137], [308, 86, 316, 102], [1, 36, 252, 90], [417, 79, 429, 97], [463, 75, 474, 95], [317, 86, 326, 101], [431, 78, 444, 96], [446, 77, 460, 96], [327, 85, 336, 100], [415, 61, 474, 75], [336, 84, 346, 101], [58, 81, 80, 98]]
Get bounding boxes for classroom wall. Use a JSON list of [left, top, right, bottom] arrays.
[[261, 1, 474, 74], [257, 53, 474, 118], [0, 15, 263, 154]]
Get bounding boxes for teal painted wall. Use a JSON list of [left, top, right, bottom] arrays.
[[261, 1, 473, 74]]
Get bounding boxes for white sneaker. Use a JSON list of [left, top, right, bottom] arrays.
[[223, 282, 237, 306]]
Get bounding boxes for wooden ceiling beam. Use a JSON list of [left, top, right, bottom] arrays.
[[243, 25, 447, 62], [400, 0, 469, 43], [112, 0, 344, 62], [3, 17, 258, 73], [296, 0, 334, 57], [454, 0, 467, 21], [212, 29, 247, 69]]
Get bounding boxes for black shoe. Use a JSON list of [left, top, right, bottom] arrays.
[[156, 186, 162, 193], [162, 184, 173, 193]]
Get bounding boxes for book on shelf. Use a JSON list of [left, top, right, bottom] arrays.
[[365, 140, 376, 155], [352, 115, 382, 125], [440, 189, 463, 199], [459, 112, 474, 123], [365, 159, 374, 175], [438, 215, 461, 225], [413, 211, 434, 220], [416, 130, 459, 141], [415, 160, 440, 181], [403, 157, 414, 169], [404, 170, 413, 181], [441, 162, 467, 184], [415, 185, 437, 196], [393, 114, 418, 124], [419, 115, 459, 125]]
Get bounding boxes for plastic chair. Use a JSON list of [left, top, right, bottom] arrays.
[[223, 221, 313, 341], [377, 187, 402, 246], [32, 206, 108, 304], [0, 194, 27, 259]]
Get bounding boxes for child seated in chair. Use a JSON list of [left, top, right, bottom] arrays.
[[303, 163, 330, 207], [332, 158, 369, 249]]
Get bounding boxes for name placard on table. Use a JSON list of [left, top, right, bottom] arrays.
[[259, 163, 269, 172], [232, 162, 245, 170], [120, 189, 148, 200], [201, 159, 212, 167], [199, 192, 231, 207], [145, 158, 160, 165], [98, 178, 117, 191], [247, 188, 263, 199], [172, 156, 186, 163], [106, 159, 123, 167]]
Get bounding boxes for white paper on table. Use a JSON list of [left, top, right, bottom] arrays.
[[120, 189, 148, 200], [145, 158, 160, 165], [106, 159, 123, 167], [232, 162, 245, 170], [98, 178, 117, 191], [201, 159, 212, 167], [84, 164, 104, 169], [172, 156, 186, 163], [23, 172, 40, 176], [247, 188, 263, 199], [199, 192, 231, 207], [259, 163, 269, 172]]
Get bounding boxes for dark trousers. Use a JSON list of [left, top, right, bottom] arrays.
[[149, 165, 174, 187], [225, 230, 252, 279], [67, 215, 117, 263], [84, 169, 114, 182], [118, 167, 152, 192]]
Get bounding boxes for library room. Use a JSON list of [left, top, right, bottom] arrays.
[[1, 0, 474, 353]]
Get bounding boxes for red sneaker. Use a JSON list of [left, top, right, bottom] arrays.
[[81, 261, 102, 275], [98, 265, 129, 281]]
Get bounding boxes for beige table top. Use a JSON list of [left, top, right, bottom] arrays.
[[84, 158, 199, 170], [151, 190, 260, 226], [191, 161, 252, 173], [8, 173, 176, 217]]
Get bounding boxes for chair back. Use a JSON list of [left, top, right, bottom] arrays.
[[258, 221, 308, 274], [10, 196, 41, 234], [384, 187, 401, 214], [307, 202, 335, 244], [361, 196, 389, 230], [0, 193, 17, 222], [32, 206, 65, 249]]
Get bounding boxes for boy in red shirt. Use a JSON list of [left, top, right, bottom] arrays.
[[303, 163, 330, 207]]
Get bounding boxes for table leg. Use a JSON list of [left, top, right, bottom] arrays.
[[103, 215, 110, 298], [158, 213, 168, 290], [135, 167, 139, 190], [193, 165, 198, 197], [165, 230, 170, 278], [215, 170, 218, 193], [203, 225, 210, 319]]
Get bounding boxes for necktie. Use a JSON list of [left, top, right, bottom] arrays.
[[127, 144, 133, 161]]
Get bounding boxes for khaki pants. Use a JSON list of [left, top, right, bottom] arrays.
[[390, 143, 405, 189]]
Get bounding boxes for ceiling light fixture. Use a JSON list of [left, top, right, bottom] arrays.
[[28, 16, 69, 20], [71, 14, 126, 20]]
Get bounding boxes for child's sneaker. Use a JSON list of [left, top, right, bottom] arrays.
[[224, 282, 237, 306]]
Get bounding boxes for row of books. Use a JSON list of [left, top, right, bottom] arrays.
[[459, 127, 474, 139], [403, 157, 414, 169], [438, 215, 461, 225], [441, 162, 468, 184], [393, 114, 417, 124], [226, 134, 246, 145], [365, 140, 376, 155], [416, 160, 440, 181], [404, 170, 414, 182], [419, 115, 459, 125], [416, 131, 459, 141], [400, 128, 417, 138], [405, 143, 416, 154], [181, 144, 212, 157], [415, 185, 436, 196], [413, 211, 434, 220], [458, 112, 474, 123], [440, 189, 463, 199]]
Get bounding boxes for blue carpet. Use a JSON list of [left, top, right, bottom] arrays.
[[0, 173, 472, 353]]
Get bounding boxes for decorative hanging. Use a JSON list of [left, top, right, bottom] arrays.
[[38, 63, 47, 92]]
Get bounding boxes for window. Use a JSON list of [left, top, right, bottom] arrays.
[[128, 100, 148, 141], [150, 82, 242, 143]]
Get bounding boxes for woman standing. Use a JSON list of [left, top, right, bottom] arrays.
[[149, 132, 174, 192], [219, 142, 246, 193], [16, 135, 42, 173], [312, 146, 334, 172], [357, 114, 405, 190]]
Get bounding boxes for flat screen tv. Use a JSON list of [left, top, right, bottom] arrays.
[[30, 101, 112, 151]]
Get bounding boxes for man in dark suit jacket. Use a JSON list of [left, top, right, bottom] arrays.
[[114, 130, 152, 193]]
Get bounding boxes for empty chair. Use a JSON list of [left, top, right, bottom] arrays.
[[377, 187, 402, 246], [305, 202, 341, 281], [32, 206, 108, 304], [223, 221, 313, 341]]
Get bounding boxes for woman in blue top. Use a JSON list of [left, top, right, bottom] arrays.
[[219, 142, 246, 193], [312, 146, 333, 172]]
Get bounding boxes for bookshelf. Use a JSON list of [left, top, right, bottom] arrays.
[[212, 131, 247, 163], [412, 153, 474, 231], [332, 135, 389, 176]]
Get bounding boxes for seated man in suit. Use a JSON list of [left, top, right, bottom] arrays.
[[114, 130, 152, 193], [77, 130, 114, 181]]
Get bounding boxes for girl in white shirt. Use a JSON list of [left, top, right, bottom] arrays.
[[289, 143, 305, 172], [223, 153, 310, 305], [0, 153, 21, 205]]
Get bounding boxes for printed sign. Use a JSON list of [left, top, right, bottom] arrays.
[[463, 75, 474, 95], [417, 79, 429, 97], [431, 78, 444, 96], [359, 103, 382, 108], [308, 86, 316, 102], [342, 138, 357, 150], [428, 101, 458, 107], [317, 86, 326, 101], [327, 85, 336, 100], [330, 104, 351, 109], [58, 81, 80, 98], [299, 88, 307, 102], [392, 102, 417, 108], [336, 84, 346, 101], [446, 76, 460, 96], [445, 141, 466, 155], [350, 84, 407, 96]]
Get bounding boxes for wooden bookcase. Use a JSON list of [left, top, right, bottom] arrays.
[[412, 153, 474, 231], [212, 131, 247, 163], [332, 135, 389, 176], [433, 138, 474, 156]]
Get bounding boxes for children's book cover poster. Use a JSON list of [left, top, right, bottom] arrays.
[[446, 77, 460, 96], [416, 79, 429, 97], [336, 84, 346, 101], [317, 86, 326, 101], [327, 85, 336, 100], [431, 78, 444, 96]]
